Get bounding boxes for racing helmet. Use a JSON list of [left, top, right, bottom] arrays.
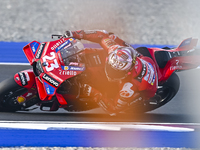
[[105, 47, 137, 81]]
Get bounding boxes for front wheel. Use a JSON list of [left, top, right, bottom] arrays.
[[0, 77, 39, 112]]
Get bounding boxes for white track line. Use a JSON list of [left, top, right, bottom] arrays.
[[0, 121, 195, 132], [0, 63, 30, 66]]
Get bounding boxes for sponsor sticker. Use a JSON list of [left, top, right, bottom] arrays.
[[59, 70, 77, 76], [51, 38, 67, 51], [148, 63, 155, 84], [69, 66, 85, 71], [42, 73, 60, 87], [62, 66, 69, 70], [143, 61, 156, 85], [57, 40, 69, 51], [18, 72, 27, 86], [120, 82, 134, 98], [35, 43, 46, 59], [44, 82, 56, 95], [69, 38, 73, 41], [30, 42, 39, 55], [103, 38, 115, 47], [69, 62, 79, 66], [170, 65, 182, 71], [61, 66, 85, 71], [17, 96, 26, 104], [24, 72, 30, 81], [144, 65, 150, 81], [151, 75, 155, 85], [137, 60, 146, 80]]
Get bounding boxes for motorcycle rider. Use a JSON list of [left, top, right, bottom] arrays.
[[63, 30, 158, 116]]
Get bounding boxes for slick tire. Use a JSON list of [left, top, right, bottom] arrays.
[[143, 72, 180, 112], [0, 77, 28, 112]]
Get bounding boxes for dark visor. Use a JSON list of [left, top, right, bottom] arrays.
[[105, 63, 127, 80]]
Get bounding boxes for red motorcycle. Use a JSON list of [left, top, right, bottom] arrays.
[[0, 35, 199, 113]]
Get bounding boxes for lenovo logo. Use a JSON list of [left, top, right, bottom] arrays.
[[42, 74, 60, 87]]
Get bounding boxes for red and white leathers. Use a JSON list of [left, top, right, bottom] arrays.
[[69, 30, 158, 115]]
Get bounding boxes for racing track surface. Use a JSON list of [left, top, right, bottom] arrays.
[[1, 0, 200, 124], [0, 64, 200, 123]]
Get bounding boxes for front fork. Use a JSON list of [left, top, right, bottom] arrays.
[[13, 69, 40, 109], [14, 69, 67, 111]]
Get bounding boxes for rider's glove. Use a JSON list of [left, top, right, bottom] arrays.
[[63, 31, 73, 38], [63, 30, 84, 40], [81, 84, 102, 97], [108, 32, 114, 35]]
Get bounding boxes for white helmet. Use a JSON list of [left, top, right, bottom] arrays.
[[105, 47, 136, 81]]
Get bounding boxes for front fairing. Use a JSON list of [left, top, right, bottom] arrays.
[[23, 38, 85, 101]]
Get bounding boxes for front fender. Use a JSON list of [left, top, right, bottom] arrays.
[[14, 69, 36, 89]]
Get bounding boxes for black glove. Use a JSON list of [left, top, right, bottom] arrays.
[[108, 32, 114, 35], [81, 84, 102, 98]]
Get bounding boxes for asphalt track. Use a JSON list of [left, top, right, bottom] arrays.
[[1, 42, 199, 148], [1, 64, 200, 148], [0, 64, 200, 124]]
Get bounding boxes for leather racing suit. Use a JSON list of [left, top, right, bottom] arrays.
[[67, 30, 158, 115]]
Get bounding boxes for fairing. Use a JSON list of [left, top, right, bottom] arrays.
[[146, 38, 200, 82], [23, 38, 86, 102]]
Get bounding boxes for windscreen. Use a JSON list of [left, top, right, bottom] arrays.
[[59, 41, 84, 66]]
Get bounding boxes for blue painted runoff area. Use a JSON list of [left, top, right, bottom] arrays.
[[0, 128, 198, 148], [0, 41, 176, 63]]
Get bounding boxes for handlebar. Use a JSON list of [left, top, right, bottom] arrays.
[[51, 34, 63, 39]]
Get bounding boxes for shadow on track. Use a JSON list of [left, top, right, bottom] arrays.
[[0, 111, 194, 123]]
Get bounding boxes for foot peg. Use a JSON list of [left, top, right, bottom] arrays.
[[148, 95, 162, 105]]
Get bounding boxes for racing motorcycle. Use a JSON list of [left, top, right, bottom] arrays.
[[0, 35, 199, 113]]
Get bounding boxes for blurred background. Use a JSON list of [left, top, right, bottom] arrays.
[[1, 0, 200, 45]]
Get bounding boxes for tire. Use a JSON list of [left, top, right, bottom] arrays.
[[143, 72, 180, 112], [0, 77, 29, 112], [136, 47, 153, 59], [126, 72, 180, 113]]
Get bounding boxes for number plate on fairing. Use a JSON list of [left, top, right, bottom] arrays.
[[26, 38, 85, 100]]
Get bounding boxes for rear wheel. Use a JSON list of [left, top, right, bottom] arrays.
[[143, 72, 180, 112], [126, 72, 180, 113]]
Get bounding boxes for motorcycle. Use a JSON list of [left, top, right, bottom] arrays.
[[0, 35, 199, 113]]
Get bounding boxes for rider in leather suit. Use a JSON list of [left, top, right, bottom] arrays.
[[64, 30, 158, 116]]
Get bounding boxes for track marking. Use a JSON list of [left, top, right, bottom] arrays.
[[0, 63, 30, 66], [0, 121, 194, 132]]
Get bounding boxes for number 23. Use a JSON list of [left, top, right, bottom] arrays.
[[43, 52, 59, 72]]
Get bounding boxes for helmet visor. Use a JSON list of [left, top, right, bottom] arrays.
[[105, 63, 127, 81]]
